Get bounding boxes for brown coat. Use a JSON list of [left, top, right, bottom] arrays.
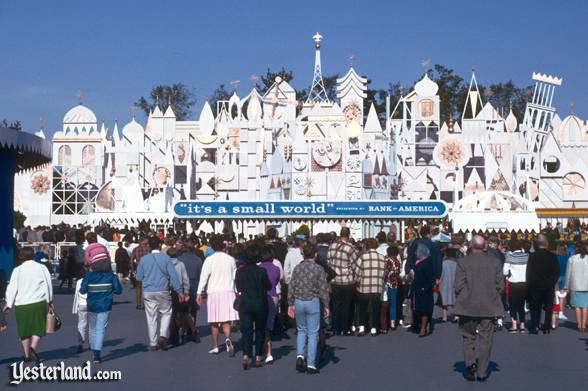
[[454, 251, 504, 317]]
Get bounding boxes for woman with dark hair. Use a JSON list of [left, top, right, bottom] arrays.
[[384, 244, 402, 330], [235, 245, 271, 369], [4, 247, 53, 364], [115, 242, 130, 282], [566, 242, 588, 332], [288, 244, 330, 374], [258, 245, 281, 364]]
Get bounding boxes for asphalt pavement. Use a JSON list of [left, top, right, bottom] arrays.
[[1, 282, 587, 390]]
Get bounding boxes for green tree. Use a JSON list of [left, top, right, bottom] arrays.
[[1, 119, 22, 130], [426, 64, 467, 123], [13, 210, 26, 230], [208, 84, 232, 116], [256, 67, 295, 95], [480, 81, 533, 122], [136, 83, 196, 121]]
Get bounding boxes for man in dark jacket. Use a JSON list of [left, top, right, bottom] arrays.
[[454, 235, 504, 382], [177, 241, 203, 343], [526, 235, 559, 334]]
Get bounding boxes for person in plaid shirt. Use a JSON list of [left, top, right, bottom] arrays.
[[354, 239, 388, 336], [131, 237, 151, 310], [327, 227, 360, 335]]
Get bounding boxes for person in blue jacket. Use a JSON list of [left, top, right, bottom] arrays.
[[80, 263, 122, 363]]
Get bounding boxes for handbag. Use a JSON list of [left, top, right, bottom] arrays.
[[46, 307, 62, 333], [233, 294, 241, 312]]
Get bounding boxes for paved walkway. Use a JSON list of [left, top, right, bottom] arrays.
[[1, 283, 587, 390]]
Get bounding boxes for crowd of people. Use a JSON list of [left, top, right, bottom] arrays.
[[2, 223, 588, 381]]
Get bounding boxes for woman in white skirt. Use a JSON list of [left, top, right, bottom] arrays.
[[196, 235, 239, 355]]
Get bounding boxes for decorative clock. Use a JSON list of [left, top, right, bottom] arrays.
[[343, 103, 361, 122], [312, 141, 342, 168], [293, 157, 307, 171]]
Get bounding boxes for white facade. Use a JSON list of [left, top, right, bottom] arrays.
[[14, 35, 588, 232]]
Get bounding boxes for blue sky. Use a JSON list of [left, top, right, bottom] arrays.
[[1, 0, 586, 135]]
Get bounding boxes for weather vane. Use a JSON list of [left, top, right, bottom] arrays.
[[348, 54, 355, 68], [313, 32, 323, 48], [230, 80, 240, 92], [250, 74, 260, 85], [75, 90, 85, 104], [420, 58, 431, 72], [39, 115, 45, 129], [130, 104, 137, 117], [569, 101, 575, 114]]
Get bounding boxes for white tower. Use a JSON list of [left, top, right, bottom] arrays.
[[523, 72, 562, 153], [306, 32, 330, 104]]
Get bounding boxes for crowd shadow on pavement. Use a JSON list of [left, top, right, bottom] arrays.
[[103, 343, 147, 362], [270, 344, 294, 361], [0, 338, 124, 365], [319, 344, 344, 369], [453, 361, 499, 381]]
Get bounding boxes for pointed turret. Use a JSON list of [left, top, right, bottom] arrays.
[[462, 71, 483, 120], [152, 95, 163, 117], [364, 103, 382, 133], [112, 120, 121, 144], [199, 101, 215, 135], [99, 120, 107, 139], [164, 100, 176, 118]]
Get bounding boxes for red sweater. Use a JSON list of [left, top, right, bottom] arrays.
[[84, 243, 111, 266]]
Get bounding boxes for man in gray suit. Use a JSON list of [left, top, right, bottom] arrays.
[[454, 235, 504, 382]]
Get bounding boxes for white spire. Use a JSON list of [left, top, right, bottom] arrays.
[[112, 120, 120, 144], [100, 120, 107, 138], [462, 71, 483, 120], [364, 103, 383, 133], [306, 32, 330, 104]]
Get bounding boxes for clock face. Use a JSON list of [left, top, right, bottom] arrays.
[[312, 141, 342, 168], [343, 104, 361, 122], [293, 157, 307, 171]]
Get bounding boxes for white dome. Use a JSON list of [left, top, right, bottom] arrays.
[[414, 73, 439, 97], [63, 104, 97, 124], [122, 118, 144, 140], [559, 114, 587, 143]]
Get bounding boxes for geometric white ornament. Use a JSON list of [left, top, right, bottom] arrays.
[[433, 137, 468, 168]]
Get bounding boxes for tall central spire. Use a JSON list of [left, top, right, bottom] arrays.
[[306, 32, 330, 104]]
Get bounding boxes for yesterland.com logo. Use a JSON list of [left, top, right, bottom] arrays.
[[8, 361, 122, 385]]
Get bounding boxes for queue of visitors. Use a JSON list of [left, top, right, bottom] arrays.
[[4, 223, 588, 381]]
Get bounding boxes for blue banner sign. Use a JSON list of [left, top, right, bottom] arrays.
[[174, 200, 447, 219]]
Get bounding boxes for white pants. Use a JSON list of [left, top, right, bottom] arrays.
[[77, 306, 88, 344], [143, 291, 172, 347]]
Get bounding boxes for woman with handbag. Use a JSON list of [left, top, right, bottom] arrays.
[[235, 244, 271, 369], [4, 247, 53, 364]]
